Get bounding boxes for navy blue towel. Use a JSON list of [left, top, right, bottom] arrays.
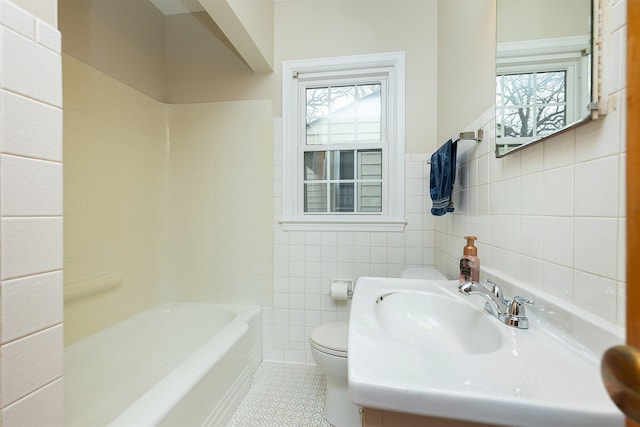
[[430, 138, 458, 216]]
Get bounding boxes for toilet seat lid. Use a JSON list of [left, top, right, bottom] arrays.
[[310, 321, 348, 355]]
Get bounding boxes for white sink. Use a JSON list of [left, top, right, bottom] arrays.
[[375, 291, 502, 355], [348, 276, 625, 427]]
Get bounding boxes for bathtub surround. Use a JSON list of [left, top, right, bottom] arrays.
[[63, 56, 168, 343], [0, 0, 64, 424], [63, 55, 273, 344]]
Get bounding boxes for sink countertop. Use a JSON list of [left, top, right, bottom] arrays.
[[348, 276, 624, 427]]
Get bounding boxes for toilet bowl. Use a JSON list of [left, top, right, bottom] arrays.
[[310, 321, 361, 427]]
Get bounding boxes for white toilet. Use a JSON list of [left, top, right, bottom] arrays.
[[310, 321, 361, 427]]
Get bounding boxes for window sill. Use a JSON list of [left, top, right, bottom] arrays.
[[279, 219, 407, 232]]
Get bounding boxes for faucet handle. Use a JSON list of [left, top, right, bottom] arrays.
[[507, 296, 534, 316], [485, 279, 505, 304]]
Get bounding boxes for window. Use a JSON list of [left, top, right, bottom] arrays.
[[496, 69, 568, 139], [281, 52, 405, 231], [496, 36, 590, 155]]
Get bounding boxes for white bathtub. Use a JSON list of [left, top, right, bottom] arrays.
[[64, 302, 262, 427]]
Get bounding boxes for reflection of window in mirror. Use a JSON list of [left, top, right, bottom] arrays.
[[496, 38, 590, 156], [497, 70, 567, 139], [495, 0, 593, 157]]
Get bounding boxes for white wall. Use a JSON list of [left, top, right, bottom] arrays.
[[0, 0, 64, 424], [268, 135, 436, 363], [435, 0, 627, 326]]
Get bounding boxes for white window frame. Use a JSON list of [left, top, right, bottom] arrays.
[[281, 52, 406, 232]]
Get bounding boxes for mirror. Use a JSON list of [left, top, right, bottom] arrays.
[[495, 0, 594, 157]]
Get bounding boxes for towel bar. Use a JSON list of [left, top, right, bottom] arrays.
[[427, 129, 483, 164], [458, 128, 484, 142]]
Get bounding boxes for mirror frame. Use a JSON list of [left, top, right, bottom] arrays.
[[495, 0, 599, 158]]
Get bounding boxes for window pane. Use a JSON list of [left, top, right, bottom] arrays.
[[501, 73, 533, 107], [497, 70, 568, 139], [536, 105, 566, 136], [358, 150, 382, 179], [330, 183, 354, 212], [305, 83, 381, 145], [304, 183, 327, 212], [496, 76, 503, 107], [536, 71, 566, 104], [501, 107, 534, 137], [306, 87, 329, 118], [358, 182, 382, 212], [304, 152, 327, 180], [331, 86, 355, 112], [330, 151, 354, 180]]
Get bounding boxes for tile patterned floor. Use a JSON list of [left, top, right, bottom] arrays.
[[227, 362, 333, 427]]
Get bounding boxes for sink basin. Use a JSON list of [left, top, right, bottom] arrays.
[[348, 276, 625, 427], [375, 291, 502, 354]]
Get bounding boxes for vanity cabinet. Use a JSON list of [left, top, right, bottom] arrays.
[[361, 407, 495, 427]]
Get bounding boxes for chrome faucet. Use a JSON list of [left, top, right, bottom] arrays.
[[458, 279, 533, 329]]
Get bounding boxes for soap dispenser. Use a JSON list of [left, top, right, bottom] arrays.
[[459, 236, 480, 283]]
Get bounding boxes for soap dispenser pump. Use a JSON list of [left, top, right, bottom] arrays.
[[459, 235, 480, 283]]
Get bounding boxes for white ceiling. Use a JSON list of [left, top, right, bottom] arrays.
[[149, 0, 204, 15]]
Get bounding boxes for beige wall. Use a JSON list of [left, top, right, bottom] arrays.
[[497, 0, 591, 43], [59, 0, 167, 101], [274, 0, 438, 154], [437, 0, 495, 143], [60, 1, 438, 153], [163, 11, 274, 103]]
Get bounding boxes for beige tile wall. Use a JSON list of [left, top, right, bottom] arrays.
[[62, 55, 167, 344], [160, 100, 273, 306], [63, 56, 274, 342], [0, 0, 63, 424]]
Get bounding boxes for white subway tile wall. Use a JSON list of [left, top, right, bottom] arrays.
[[0, 0, 63, 424], [265, 2, 628, 366], [435, 0, 627, 326], [267, 119, 436, 363]]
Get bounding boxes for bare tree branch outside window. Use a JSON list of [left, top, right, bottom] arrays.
[[496, 71, 567, 139], [303, 83, 383, 213]]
